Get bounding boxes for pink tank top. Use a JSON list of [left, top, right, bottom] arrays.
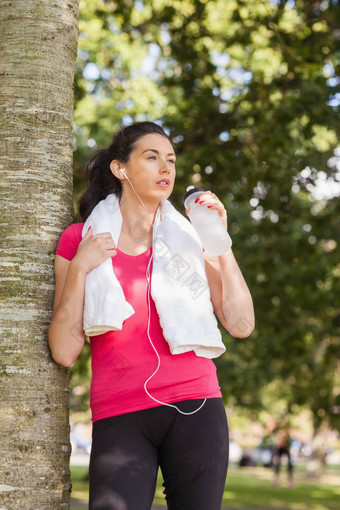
[[56, 223, 221, 422]]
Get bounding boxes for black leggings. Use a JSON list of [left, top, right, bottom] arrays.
[[89, 398, 229, 510], [273, 446, 293, 475]]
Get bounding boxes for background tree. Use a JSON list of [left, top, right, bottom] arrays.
[[72, 0, 339, 471], [0, 1, 80, 508]]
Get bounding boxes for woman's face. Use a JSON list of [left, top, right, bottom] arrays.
[[122, 133, 176, 204]]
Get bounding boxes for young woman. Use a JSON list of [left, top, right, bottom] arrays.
[[49, 121, 254, 510]]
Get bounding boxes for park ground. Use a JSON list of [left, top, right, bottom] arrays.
[[70, 461, 340, 510]]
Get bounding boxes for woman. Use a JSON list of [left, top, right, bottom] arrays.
[[49, 121, 254, 510]]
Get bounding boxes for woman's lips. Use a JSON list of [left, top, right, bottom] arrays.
[[156, 179, 170, 187]]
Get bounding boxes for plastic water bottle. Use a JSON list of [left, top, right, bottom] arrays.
[[183, 186, 232, 256]]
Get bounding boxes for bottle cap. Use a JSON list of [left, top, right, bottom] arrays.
[[183, 186, 206, 203]]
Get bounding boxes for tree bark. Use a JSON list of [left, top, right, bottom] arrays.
[[306, 420, 328, 479], [0, 1, 79, 508]]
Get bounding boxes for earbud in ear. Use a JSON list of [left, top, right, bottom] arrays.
[[120, 168, 127, 177]]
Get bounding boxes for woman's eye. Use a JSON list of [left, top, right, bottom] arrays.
[[148, 156, 156, 160], [168, 160, 176, 164]]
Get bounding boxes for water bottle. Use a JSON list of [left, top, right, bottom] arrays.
[[183, 186, 232, 256]]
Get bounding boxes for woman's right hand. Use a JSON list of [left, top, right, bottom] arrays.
[[72, 226, 117, 274]]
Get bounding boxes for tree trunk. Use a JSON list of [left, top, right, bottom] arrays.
[[0, 1, 79, 508], [306, 420, 328, 479]]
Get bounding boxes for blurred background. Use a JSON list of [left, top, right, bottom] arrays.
[[69, 0, 339, 508]]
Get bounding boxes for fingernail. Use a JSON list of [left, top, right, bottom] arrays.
[[207, 205, 212, 208], [87, 226, 92, 231], [199, 200, 205, 204], [195, 198, 200, 203]]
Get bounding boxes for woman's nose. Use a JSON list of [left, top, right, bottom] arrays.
[[160, 160, 171, 173]]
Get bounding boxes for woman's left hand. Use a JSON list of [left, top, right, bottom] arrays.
[[185, 191, 228, 230]]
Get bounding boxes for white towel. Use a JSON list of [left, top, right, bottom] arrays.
[[82, 194, 226, 359]]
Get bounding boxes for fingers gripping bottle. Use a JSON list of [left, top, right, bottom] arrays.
[[183, 186, 232, 257]]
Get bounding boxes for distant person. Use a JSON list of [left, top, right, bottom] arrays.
[[272, 428, 294, 488], [48, 121, 255, 509]]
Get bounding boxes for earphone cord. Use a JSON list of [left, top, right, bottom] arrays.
[[144, 254, 206, 416], [123, 170, 206, 416]]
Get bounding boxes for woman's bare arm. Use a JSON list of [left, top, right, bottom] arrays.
[[48, 256, 87, 367], [186, 190, 255, 338], [205, 250, 255, 337], [48, 227, 117, 367]]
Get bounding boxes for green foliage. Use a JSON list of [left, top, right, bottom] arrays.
[[72, 0, 340, 433]]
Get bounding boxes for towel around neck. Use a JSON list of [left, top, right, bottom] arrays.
[[82, 194, 226, 359]]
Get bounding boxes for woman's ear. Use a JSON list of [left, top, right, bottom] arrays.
[[110, 160, 124, 180]]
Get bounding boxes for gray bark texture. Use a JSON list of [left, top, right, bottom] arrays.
[[0, 1, 80, 508]]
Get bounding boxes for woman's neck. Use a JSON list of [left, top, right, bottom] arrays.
[[118, 191, 159, 249]]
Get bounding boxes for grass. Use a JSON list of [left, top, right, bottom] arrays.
[[220, 466, 340, 510], [70, 466, 89, 508], [70, 464, 340, 510]]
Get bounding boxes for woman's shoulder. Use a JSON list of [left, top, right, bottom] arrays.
[[62, 222, 85, 236], [55, 222, 85, 261]]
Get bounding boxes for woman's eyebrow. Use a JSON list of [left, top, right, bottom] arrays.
[[142, 148, 176, 157]]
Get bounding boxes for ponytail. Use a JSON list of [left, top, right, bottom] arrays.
[[78, 149, 121, 221]]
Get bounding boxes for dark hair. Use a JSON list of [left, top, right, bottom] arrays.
[[78, 122, 171, 221]]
